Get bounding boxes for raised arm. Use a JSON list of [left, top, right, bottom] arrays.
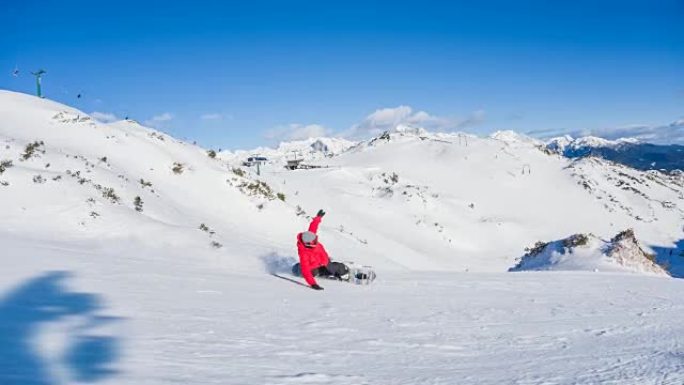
[[308, 216, 322, 234], [308, 209, 326, 233]]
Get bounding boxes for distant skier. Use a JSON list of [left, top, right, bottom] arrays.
[[293, 209, 348, 290]]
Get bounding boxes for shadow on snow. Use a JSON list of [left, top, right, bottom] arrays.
[[0, 271, 122, 384], [652, 239, 684, 278], [260, 252, 298, 275]]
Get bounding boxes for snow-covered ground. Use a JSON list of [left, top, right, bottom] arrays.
[[1, 90, 684, 384], [3, 236, 684, 385]]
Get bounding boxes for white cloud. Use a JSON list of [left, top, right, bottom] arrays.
[[145, 112, 173, 127], [265, 123, 333, 142], [532, 120, 684, 145], [200, 113, 223, 121], [591, 121, 684, 145], [345, 105, 485, 139], [90, 111, 118, 123], [266, 106, 487, 143]]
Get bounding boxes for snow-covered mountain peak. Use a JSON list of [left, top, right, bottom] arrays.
[[543, 132, 684, 171], [546, 135, 574, 152], [489, 130, 541, 145], [546, 135, 642, 154], [275, 136, 356, 154], [572, 136, 617, 148]]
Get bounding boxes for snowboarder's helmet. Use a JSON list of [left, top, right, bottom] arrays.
[[301, 231, 318, 247]]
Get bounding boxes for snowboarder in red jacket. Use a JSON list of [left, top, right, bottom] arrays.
[[294, 209, 348, 290]]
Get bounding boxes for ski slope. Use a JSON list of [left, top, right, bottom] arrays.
[[245, 125, 683, 273], [3, 235, 684, 385], [1, 90, 684, 384]]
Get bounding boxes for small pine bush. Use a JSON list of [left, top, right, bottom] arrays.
[[232, 168, 245, 177], [0, 160, 13, 174], [172, 162, 184, 174], [134, 196, 144, 212], [139, 178, 153, 188], [102, 187, 120, 203], [21, 141, 45, 160]]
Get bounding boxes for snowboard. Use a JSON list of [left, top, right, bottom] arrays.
[[291, 261, 376, 285]]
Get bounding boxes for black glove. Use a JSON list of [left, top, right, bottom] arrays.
[[316, 209, 326, 217], [311, 284, 324, 290]]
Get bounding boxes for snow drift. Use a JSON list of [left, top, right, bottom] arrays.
[[510, 229, 669, 275]]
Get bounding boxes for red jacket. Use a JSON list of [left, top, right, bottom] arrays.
[[297, 216, 330, 286]]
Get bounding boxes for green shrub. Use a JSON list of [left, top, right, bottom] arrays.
[[0, 160, 13, 174], [563, 234, 589, 248], [102, 187, 120, 203], [21, 141, 45, 160], [139, 178, 153, 188], [134, 196, 144, 212], [525, 241, 548, 256], [199, 223, 216, 235], [172, 162, 184, 174]]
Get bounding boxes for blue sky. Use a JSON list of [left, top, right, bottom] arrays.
[[1, 0, 683, 148]]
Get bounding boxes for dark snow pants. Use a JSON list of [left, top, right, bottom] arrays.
[[293, 262, 348, 279], [313, 262, 349, 278]]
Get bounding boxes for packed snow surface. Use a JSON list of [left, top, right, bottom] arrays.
[[1, 90, 684, 384], [2, 237, 684, 385]]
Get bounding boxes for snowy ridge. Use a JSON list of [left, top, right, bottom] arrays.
[[546, 135, 641, 155], [547, 133, 684, 172], [0, 90, 306, 272]]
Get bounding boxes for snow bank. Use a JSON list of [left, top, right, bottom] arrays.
[[510, 229, 669, 276]]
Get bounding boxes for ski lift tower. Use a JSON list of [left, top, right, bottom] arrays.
[[31, 69, 46, 98], [252, 154, 262, 176]]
